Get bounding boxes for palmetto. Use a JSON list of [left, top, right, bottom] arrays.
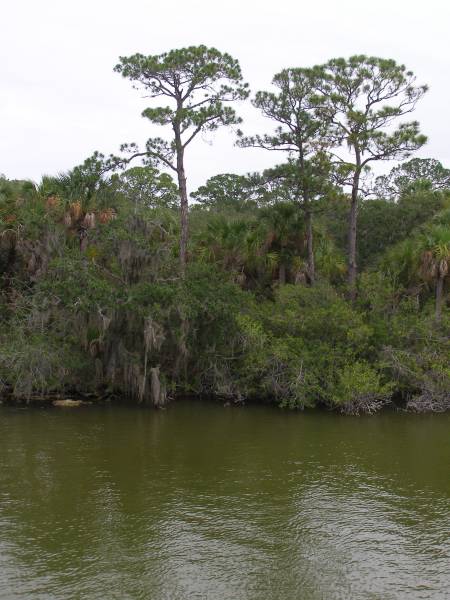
[[421, 225, 450, 322]]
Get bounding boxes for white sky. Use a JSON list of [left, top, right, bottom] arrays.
[[1, 0, 449, 193]]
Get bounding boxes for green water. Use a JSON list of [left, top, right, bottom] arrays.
[[0, 402, 449, 600]]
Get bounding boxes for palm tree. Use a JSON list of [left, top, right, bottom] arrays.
[[193, 216, 256, 284], [381, 238, 421, 292], [420, 225, 450, 322], [314, 236, 346, 284], [259, 203, 305, 284]]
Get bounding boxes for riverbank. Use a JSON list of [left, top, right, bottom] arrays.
[[1, 389, 449, 414]]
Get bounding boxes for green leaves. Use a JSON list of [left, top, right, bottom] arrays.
[[115, 45, 249, 154], [240, 67, 328, 156], [142, 106, 174, 126], [115, 46, 247, 97], [191, 173, 259, 211], [318, 55, 428, 166], [374, 158, 450, 199], [118, 166, 179, 210]]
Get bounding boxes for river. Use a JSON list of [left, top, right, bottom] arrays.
[[0, 402, 449, 599]]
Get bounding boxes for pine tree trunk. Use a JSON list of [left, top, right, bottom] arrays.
[[178, 166, 188, 275], [436, 274, 444, 322], [347, 167, 360, 300], [305, 208, 315, 284], [175, 135, 188, 276], [279, 262, 286, 285]]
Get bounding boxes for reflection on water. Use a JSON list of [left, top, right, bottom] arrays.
[[0, 403, 449, 599]]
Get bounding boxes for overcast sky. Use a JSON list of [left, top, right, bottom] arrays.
[[1, 0, 449, 192]]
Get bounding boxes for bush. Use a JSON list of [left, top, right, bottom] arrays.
[[329, 362, 393, 415]]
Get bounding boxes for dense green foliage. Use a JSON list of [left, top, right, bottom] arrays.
[[1, 49, 448, 413], [1, 159, 448, 413]]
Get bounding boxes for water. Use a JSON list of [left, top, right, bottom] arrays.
[[0, 402, 449, 600]]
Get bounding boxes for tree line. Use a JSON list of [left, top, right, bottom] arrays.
[[0, 46, 448, 413], [112, 47, 427, 296]]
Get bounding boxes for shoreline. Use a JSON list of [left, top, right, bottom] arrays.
[[1, 392, 448, 415]]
